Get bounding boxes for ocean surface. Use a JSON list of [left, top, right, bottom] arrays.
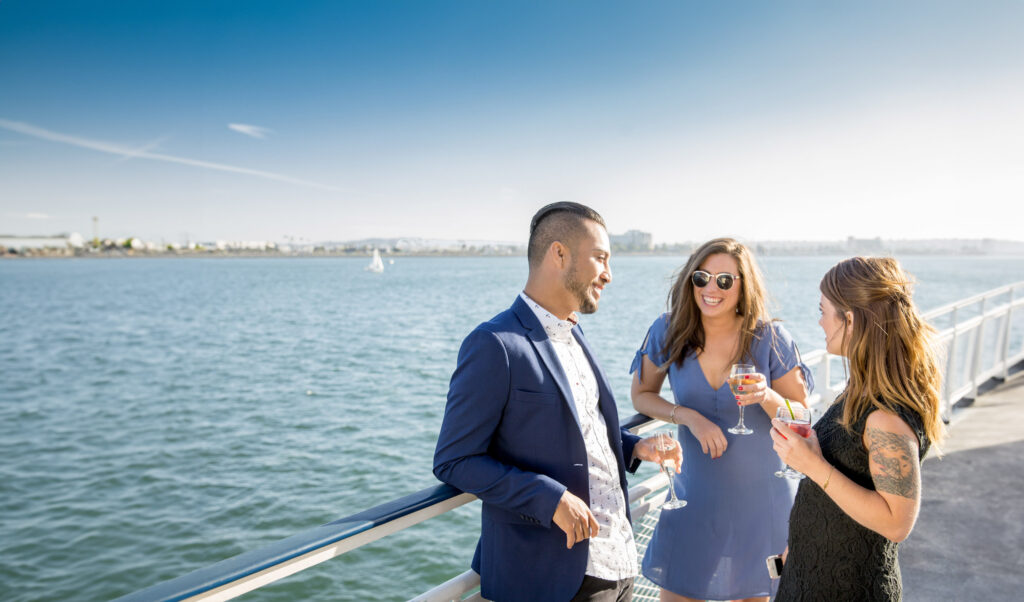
[[2, 255, 1022, 601]]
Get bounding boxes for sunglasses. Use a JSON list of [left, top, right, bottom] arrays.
[[691, 270, 741, 290]]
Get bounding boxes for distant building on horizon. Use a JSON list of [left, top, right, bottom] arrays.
[[846, 236, 885, 253], [610, 230, 653, 252], [1, 233, 84, 250]]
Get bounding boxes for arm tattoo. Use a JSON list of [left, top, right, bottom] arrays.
[[866, 426, 919, 499]]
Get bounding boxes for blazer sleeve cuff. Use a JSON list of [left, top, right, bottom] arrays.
[[538, 480, 568, 528], [621, 429, 642, 474]]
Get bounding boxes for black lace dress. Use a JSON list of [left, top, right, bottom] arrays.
[[775, 398, 929, 601]]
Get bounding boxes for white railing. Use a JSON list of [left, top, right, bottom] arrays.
[[119, 281, 1024, 602], [924, 282, 1024, 418], [799, 280, 1024, 421]]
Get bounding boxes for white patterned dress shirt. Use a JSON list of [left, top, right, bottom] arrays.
[[519, 292, 638, 581]]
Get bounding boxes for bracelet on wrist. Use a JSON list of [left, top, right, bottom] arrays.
[[668, 405, 678, 424]]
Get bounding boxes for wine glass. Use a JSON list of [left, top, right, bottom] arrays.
[[654, 431, 687, 509], [727, 364, 758, 435], [775, 405, 813, 479]]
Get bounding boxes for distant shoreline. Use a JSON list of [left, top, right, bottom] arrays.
[[6, 233, 1024, 259], [0, 249, 525, 260], [4, 248, 1024, 260]]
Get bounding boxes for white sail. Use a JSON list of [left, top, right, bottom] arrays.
[[366, 248, 384, 273]]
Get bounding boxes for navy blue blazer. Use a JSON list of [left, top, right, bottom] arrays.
[[433, 296, 641, 602]]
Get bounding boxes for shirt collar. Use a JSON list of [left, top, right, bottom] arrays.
[[519, 291, 577, 343]]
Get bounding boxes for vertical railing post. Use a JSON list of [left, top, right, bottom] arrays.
[[1002, 287, 1015, 381], [970, 298, 987, 400], [943, 307, 958, 419], [822, 353, 832, 405]]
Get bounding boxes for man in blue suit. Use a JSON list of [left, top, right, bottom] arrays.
[[434, 202, 678, 601]]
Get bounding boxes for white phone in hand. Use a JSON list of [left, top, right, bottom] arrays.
[[766, 554, 784, 579]]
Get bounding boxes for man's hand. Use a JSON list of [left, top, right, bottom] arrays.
[[633, 434, 683, 471], [552, 490, 599, 549]]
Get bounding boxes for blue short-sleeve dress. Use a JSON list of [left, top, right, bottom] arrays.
[[631, 314, 814, 600]]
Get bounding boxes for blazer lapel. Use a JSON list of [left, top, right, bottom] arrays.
[[512, 297, 582, 432]]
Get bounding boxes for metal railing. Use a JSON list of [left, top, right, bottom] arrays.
[[923, 281, 1024, 418], [118, 281, 1024, 602]]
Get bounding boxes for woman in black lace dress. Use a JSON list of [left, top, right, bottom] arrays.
[[768, 257, 945, 601]]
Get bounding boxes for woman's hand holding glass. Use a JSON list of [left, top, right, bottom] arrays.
[[727, 364, 763, 435], [769, 415, 824, 477], [733, 372, 769, 407]]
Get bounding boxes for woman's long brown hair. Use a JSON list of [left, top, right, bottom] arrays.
[[821, 256, 945, 446], [663, 238, 771, 369]]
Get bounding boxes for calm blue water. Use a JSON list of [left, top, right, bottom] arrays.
[[1, 255, 1022, 601]]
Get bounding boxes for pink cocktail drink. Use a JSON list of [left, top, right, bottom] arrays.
[[775, 405, 813, 479], [784, 421, 812, 438]]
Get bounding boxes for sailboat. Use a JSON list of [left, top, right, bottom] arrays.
[[365, 248, 384, 273]]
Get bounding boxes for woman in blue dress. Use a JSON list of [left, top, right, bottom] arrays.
[[631, 238, 813, 602]]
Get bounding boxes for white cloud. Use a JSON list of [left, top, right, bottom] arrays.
[[228, 123, 272, 139], [26, 212, 51, 219], [0, 119, 341, 192]]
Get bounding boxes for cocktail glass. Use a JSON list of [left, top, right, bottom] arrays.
[[655, 431, 687, 509], [775, 405, 813, 479], [727, 364, 758, 435]]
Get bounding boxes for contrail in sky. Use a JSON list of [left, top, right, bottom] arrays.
[[0, 118, 343, 192], [228, 123, 272, 139]]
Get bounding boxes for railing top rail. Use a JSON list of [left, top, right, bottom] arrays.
[[923, 280, 1024, 320], [115, 485, 463, 602], [802, 348, 828, 363]]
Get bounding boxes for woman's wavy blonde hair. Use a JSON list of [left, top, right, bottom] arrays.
[[663, 238, 771, 369], [821, 256, 945, 446]]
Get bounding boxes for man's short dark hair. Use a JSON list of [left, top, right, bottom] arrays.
[[527, 202, 606, 269]]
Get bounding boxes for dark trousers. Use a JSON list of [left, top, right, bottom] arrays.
[[570, 575, 634, 602]]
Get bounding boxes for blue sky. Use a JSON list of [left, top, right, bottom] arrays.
[[2, 1, 1023, 244]]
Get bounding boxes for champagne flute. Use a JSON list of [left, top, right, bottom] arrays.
[[654, 431, 687, 509], [727, 364, 758, 435], [775, 405, 813, 479]]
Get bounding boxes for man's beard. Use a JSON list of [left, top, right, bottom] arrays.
[[565, 261, 598, 314]]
